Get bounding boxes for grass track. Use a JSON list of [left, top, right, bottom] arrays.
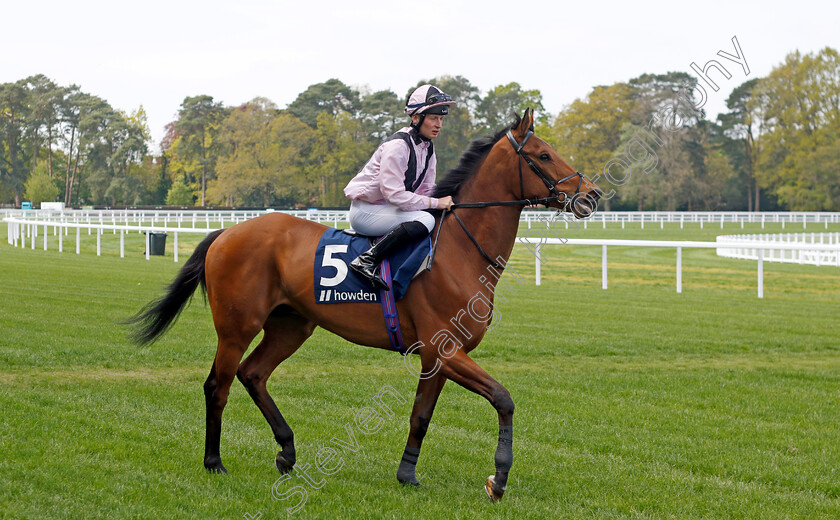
[[1, 220, 839, 519]]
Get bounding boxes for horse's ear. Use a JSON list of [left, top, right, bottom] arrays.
[[518, 108, 534, 135]]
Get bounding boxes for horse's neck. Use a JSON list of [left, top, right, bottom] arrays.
[[446, 166, 523, 277]]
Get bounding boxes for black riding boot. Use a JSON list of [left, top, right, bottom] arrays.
[[350, 221, 429, 290]]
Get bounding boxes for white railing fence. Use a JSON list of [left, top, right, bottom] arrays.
[[716, 233, 840, 267], [1, 208, 348, 229], [7, 213, 840, 299], [3, 209, 349, 262], [4, 209, 840, 230], [526, 238, 839, 299], [5, 219, 218, 262], [523, 211, 840, 229]]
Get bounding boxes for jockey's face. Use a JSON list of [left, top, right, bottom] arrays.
[[412, 114, 444, 140]]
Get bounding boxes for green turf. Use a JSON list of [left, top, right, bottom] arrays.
[[1, 218, 839, 519]]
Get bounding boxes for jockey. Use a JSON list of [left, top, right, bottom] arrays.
[[344, 84, 455, 290]]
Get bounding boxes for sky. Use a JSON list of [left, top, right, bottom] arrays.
[[3, 0, 839, 150]]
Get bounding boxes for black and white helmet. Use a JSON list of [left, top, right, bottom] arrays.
[[405, 85, 456, 116]]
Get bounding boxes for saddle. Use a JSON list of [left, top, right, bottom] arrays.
[[313, 228, 433, 354], [313, 228, 431, 305]]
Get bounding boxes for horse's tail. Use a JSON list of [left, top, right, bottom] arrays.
[[126, 229, 225, 345]]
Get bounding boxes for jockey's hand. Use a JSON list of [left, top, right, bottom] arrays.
[[437, 196, 454, 210]]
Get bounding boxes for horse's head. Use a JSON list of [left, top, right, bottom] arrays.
[[503, 108, 601, 218]]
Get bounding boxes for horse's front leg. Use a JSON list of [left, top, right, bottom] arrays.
[[397, 373, 447, 486], [436, 349, 514, 502]]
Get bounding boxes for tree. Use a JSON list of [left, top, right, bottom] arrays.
[[166, 178, 195, 205], [359, 89, 404, 142], [60, 85, 83, 204], [114, 108, 160, 204], [287, 79, 360, 128], [719, 78, 764, 210], [776, 126, 840, 210], [546, 83, 635, 209], [104, 175, 145, 206], [0, 80, 29, 205], [22, 75, 63, 179], [750, 47, 840, 210], [475, 82, 545, 135], [684, 121, 736, 210], [209, 99, 316, 207], [73, 94, 127, 204], [24, 162, 59, 205], [172, 95, 227, 205], [619, 72, 704, 210], [267, 111, 318, 206], [307, 111, 372, 206], [107, 107, 152, 204]]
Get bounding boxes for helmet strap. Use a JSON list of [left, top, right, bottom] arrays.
[[409, 123, 430, 142], [410, 113, 426, 131]]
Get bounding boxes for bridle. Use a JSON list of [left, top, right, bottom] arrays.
[[434, 128, 593, 270], [505, 128, 585, 206]]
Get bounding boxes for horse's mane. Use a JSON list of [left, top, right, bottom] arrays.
[[432, 113, 523, 198]]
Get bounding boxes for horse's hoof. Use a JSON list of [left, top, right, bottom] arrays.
[[398, 477, 420, 487], [275, 452, 295, 474], [204, 458, 228, 474], [484, 475, 505, 502]]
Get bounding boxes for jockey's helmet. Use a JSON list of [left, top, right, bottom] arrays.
[[405, 85, 456, 117]]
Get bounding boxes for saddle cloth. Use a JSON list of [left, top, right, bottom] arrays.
[[313, 228, 431, 304]]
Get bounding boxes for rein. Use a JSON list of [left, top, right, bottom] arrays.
[[440, 128, 589, 270]]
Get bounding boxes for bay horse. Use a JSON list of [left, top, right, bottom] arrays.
[[128, 109, 600, 501]]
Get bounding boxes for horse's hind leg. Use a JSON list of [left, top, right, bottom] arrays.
[[237, 311, 315, 474], [203, 329, 255, 473]]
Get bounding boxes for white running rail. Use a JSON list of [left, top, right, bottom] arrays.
[[716, 233, 840, 267], [523, 238, 839, 298], [3, 208, 840, 229], [6, 213, 839, 298]]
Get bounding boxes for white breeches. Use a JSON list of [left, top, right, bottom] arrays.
[[348, 200, 435, 236]]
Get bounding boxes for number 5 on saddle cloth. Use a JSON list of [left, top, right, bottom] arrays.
[[313, 228, 432, 353]]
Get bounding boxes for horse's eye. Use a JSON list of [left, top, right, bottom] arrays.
[[539, 153, 550, 161]]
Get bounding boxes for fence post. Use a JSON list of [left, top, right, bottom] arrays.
[[535, 244, 541, 286], [757, 249, 764, 299], [602, 245, 608, 290], [676, 247, 682, 294]]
